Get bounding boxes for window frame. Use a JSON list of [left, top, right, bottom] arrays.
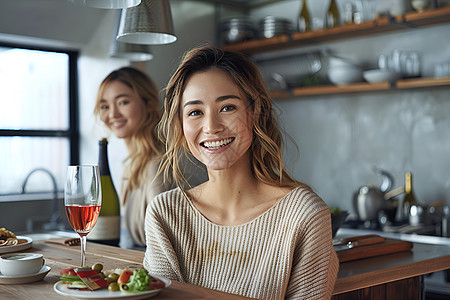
[[0, 42, 80, 198]]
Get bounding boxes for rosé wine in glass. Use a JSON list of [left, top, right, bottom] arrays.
[[64, 165, 101, 266]]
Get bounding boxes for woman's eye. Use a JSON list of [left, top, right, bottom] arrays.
[[221, 105, 236, 112], [187, 110, 202, 117], [100, 104, 108, 110], [119, 100, 129, 106]]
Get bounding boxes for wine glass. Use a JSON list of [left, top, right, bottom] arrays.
[[64, 165, 102, 267]]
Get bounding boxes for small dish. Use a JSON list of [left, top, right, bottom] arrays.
[[0, 265, 51, 284], [0, 253, 45, 276], [0, 236, 32, 254], [363, 69, 401, 83]]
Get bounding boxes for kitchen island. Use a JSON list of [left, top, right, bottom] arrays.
[[332, 228, 450, 299], [1, 235, 448, 299]]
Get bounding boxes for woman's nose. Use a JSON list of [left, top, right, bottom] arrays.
[[203, 113, 222, 134], [109, 105, 120, 118]]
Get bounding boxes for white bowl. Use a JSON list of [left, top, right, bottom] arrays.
[[328, 56, 360, 68], [411, 0, 430, 12], [328, 66, 363, 85], [363, 69, 401, 83], [0, 253, 44, 276]]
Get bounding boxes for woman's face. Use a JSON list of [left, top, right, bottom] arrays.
[[181, 68, 253, 171], [99, 80, 146, 144]]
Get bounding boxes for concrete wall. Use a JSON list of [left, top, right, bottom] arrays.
[[249, 0, 450, 216]]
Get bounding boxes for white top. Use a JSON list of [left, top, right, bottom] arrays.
[[144, 186, 339, 300]]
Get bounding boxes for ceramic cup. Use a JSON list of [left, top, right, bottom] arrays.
[[0, 253, 44, 276]]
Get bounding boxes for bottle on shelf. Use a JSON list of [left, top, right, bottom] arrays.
[[402, 171, 418, 222], [88, 138, 120, 246], [343, 2, 354, 25], [298, 0, 311, 32], [325, 0, 340, 28]]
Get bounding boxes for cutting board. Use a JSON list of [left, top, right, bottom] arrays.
[[336, 238, 414, 263]]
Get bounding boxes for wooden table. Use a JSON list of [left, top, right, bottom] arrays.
[[0, 239, 251, 299], [1, 237, 449, 299]]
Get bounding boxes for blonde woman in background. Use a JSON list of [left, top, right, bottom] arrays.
[[94, 67, 170, 249], [144, 46, 338, 299]]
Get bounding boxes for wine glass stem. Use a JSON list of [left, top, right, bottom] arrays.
[[80, 235, 87, 267]]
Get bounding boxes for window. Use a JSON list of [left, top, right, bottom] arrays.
[[0, 43, 79, 200]]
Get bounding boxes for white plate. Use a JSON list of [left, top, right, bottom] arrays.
[[0, 236, 33, 254], [0, 265, 51, 284], [53, 274, 171, 299]]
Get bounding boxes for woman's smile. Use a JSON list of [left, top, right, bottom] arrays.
[[201, 137, 234, 150]]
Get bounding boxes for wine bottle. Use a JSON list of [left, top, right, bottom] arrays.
[[326, 0, 340, 28], [88, 138, 120, 246], [343, 2, 354, 25], [402, 171, 417, 221], [298, 0, 311, 32]]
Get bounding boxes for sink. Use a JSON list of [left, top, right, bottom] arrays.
[[19, 230, 78, 241]]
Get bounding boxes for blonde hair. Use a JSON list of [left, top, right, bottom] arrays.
[[158, 45, 305, 190], [94, 67, 163, 192]]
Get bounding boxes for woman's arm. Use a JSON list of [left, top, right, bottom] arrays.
[[143, 194, 183, 281], [286, 194, 339, 299]]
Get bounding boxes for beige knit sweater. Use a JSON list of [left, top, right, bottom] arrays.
[[144, 186, 339, 300], [119, 160, 167, 247]]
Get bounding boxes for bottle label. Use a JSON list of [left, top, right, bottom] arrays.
[[298, 17, 307, 32], [88, 216, 120, 240]]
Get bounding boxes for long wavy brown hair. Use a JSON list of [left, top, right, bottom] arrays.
[[94, 67, 163, 193], [158, 45, 305, 190]]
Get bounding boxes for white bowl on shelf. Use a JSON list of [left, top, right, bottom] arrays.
[[363, 69, 401, 83], [328, 66, 364, 85], [328, 56, 358, 68], [411, 0, 430, 12]]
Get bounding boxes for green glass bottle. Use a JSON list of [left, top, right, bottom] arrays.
[[326, 0, 340, 28], [87, 138, 120, 246], [403, 171, 417, 221], [298, 0, 311, 32]]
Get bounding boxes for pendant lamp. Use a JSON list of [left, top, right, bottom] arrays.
[[110, 40, 154, 61], [110, 11, 154, 61], [67, 0, 141, 9], [117, 0, 177, 45]]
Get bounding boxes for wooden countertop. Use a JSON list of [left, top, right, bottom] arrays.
[[1, 238, 449, 299], [334, 241, 450, 295]]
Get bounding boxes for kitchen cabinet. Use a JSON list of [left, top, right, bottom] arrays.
[[221, 6, 450, 99]]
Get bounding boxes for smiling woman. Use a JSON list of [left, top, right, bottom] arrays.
[[144, 45, 339, 300], [94, 67, 172, 250]]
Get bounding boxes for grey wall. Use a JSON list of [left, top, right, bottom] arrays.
[[249, 0, 450, 216]]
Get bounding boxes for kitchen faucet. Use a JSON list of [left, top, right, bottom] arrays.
[[21, 168, 63, 231]]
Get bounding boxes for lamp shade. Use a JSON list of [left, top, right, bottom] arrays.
[[110, 11, 154, 61], [110, 41, 154, 61], [68, 0, 141, 9], [117, 0, 177, 45]]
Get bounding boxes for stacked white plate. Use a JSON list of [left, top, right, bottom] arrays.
[[258, 16, 293, 39]]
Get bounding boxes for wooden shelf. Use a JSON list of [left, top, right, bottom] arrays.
[[222, 6, 450, 55], [272, 77, 450, 99]]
